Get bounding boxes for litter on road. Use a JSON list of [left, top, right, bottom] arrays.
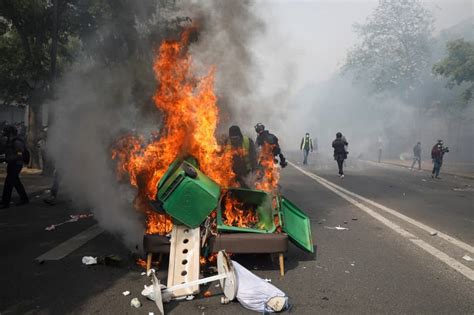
[[81, 256, 97, 265], [430, 231, 438, 236], [324, 225, 349, 230], [45, 213, 93, 231], [462, 255, 473, 261], [130, 298, 141, 308], [122, 291, 131, 296]]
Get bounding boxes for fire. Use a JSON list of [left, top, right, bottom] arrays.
[[136, 258, 147, 269], [256, 143, 280, 193], [223, 195, 259, 228], [112, 28, 236, 234]]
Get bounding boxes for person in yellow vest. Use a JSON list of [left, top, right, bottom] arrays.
[[227, 125, 257, 188], [300, 132, 313, 165]]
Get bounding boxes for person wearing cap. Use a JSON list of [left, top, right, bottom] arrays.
[[254, 123, 287, 168], [0, 125, 29, 208], [431, 139, 449, 179], [226, 125, 257, 188], [332, 132, 348, 178], [300, 133, 313, 165]]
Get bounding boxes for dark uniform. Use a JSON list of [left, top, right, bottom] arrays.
[[227, 126, 257, 188], [332, 132, 348, 178], [254, 123, 287, 168], [1, 126, 29, 208], [300, 133, 313, 165]]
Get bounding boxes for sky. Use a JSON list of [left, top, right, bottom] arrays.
[[254, 0, 473, 91]]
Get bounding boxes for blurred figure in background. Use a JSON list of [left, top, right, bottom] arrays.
[[0, 125, 29, 208], [377, 136, 383, 163], [300, 132, 313, 165], [410, 142, 422, 171], [332, 132, 348, 178], [431, 140, 449, 179]]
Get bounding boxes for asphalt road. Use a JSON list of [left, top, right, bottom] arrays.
[[1, 155, 473, 314]]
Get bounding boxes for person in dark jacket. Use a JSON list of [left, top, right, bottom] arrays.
[[431, 140, 449, 179], [0, 125, 29, 208], [332, 132, 348, 178], [300, 133, 313, 165], [410, 142, 422, 171], [254, 123, 287, 168], [226, 125, 257, 188]]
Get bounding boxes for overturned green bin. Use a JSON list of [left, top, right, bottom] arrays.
[[155, 159, 221, 228]]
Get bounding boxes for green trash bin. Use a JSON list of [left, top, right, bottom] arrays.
[[217, 188, 277, 234], [155, 159, 221, 228]]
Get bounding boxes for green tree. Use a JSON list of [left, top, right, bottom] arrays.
[[433, 39, 474, 102], [343, 0, 434, 94]]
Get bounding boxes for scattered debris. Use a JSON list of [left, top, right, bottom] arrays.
[[430, 231, 438, 236], [98, 254, 122, 266], [215, 284, 220, 288], [45, 214, 93, 231], [322, 296, 329, 301], [141, 272, 147, 276], [264, 278, 272, 283], [351, 218, 358, 221], [345, 270, 350, 274], [233, 260, 288, 313], [186, 295, 195, 300], [197, 305, 206, 310], [82, 256, 98, 265], [221, 297, 231, 304], [324, 226, 349, 231], [462, 255, 473, 262], [350, 263, 355, 267], [130, 298, 141, 308], [122, 291, 131, 296], [343, 221, 348, 224], [422, 179, 427, 182], [203, 291, 212, 297]]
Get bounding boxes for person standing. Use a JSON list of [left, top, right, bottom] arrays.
[[0, 125, 29, 208], [410, 142, 422, 171], [226, 125, 257, 188], [332, 132, 348, 178], [431, 140, 449, 179], [377, 136, 383, 163], [300, 133, 313, 165]]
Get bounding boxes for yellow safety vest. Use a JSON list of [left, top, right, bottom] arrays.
[[226, 136, 252, 171]]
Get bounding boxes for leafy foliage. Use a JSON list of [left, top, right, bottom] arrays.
[[343, 0, 434, 94], [433, 39, 474, 101]]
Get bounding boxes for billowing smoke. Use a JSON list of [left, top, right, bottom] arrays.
[[46, 0, 267, 249]]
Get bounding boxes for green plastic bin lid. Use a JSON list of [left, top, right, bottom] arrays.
[[280, 197, 314, 253]]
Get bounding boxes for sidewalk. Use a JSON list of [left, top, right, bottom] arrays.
[[381, 159, 474, 180]]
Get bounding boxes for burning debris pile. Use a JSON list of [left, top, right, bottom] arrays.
[[111, 28, 313, 313]]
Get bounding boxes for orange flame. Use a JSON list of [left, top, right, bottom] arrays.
[[256, 143, 280, 193], [222, 194, 259, 228], [112, 28, 237, 234]]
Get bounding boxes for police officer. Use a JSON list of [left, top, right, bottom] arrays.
[[254, 123, 287, 168], [332, 132, 348, 178], [0, 125, 29, 208], [227, 125, 257, 188], [300, 132, 313, 165]]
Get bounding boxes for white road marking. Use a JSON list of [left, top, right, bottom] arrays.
[[290, 162, 474, 281], [36, 224, 104, 261]]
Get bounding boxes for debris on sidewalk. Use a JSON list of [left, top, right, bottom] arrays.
[[352, 218, 358, 221], [430, 231, 438, 236], [82, 256, 98, 265], [44, 213, 93, 231], [462, 255, 473, 262], [122, 291, 131, 296], [130, 298, 141, 308], [324, 225, 349, 231]]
